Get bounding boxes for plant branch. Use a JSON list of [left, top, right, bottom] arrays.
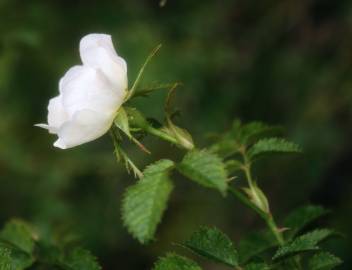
[[234, 147, 285, 246]]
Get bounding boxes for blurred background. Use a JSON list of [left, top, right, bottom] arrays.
[[0, 0, 351, 269]]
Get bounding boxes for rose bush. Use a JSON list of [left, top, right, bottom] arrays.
[[36, 34, 127, 149]]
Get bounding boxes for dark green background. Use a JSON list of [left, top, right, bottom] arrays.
[[0, 0, 351, 269]]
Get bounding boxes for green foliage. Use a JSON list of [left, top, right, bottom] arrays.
[[248, 138, 302, 160], [0, 245, 33, 270], [153, 253, 202, 270], [64, 248, 102, 270], [0, 220, 36, 270], [244, 262, 271, 270], [0, 247, 12, 270], [308, 252, 342, 270], [284, 205, 330, 240], [209, 120, 282, 158], [182, 226, 238, 267], [238, 230, 276, 264], [0, 219, 102, 270], [238, 122, 282, 146], [122, 160, 175, 244], [273, 229, 336, 261], [0, 220, 36, 255], [225, 160, 243, 174], [177, 150, 228, 195]]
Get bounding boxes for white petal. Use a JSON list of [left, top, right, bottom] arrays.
[[79, 33, 128, 93], [54, 109, 114, 149], [59, 65, 83, 93], [53, 138, 67, 149], [44, 95, 68, 133], [60, 65, 124, 117]]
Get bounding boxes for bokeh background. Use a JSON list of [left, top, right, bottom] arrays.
[[1, 0, 351, 269]]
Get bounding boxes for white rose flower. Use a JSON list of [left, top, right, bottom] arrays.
[[36, 34, 127, 149]]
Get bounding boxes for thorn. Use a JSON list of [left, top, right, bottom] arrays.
[[131, 136, 151, 154]]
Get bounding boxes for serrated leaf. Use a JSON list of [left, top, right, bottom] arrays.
[[238, 230, 276, 264], [122, 160, 175, 243], [0, 245, 34, 270], [308, 252, 342, 270], [238, 122, 282, 145], [248, 138, 302, 160], [0, 220, 36, 254], [183, 226, 238, 267], [177, 150, 228, 195], [153, 253, 202, 270], [244, 262, 271, 270], [273, 229, 336, 261], [284, 205, 330, 240], [65, 248, 102, 270]]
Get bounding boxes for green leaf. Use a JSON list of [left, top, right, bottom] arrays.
[[177, 150, 228, 195], [238, 122, 282, 145], [0, 245, 34, 270], [0, 219, 36, 254], [244, 262, 271, 270], [238, 230, 276, 264], [153, 253, 202, 270], [308, 252, 342, 270], [182, 226, 238, 267], [284, 205, 330, 239], [225, 160, 243, 174], [0, 247, 13, 270], [208, 120, 242, 158], [248, 138, 302, 160], [273, 229, 336, 261], [65, 248, 102, 270], [122, 160, 175, 243]]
